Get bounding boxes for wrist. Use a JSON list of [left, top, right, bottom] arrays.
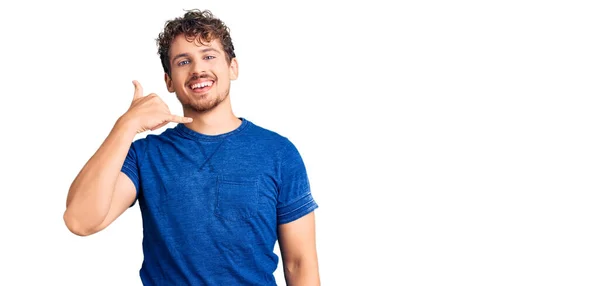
[[115, 114, 139, 136]]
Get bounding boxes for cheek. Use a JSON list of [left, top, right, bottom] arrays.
[[217, 69, 231, 81], [171, 75, 187, 88]]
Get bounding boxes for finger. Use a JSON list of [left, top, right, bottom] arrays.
[[132, 80, 144, 100], [168, 115, 193, 123], [150, 121, 169, 131]]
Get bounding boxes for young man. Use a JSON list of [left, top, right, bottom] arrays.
[[63, 9, 320, 285]]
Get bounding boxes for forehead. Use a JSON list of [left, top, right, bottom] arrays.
[[169, 34, 224, 57]]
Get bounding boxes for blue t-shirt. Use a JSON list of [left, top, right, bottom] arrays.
[[120, 118, 318, 285]]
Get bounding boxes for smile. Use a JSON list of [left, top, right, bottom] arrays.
[[188, 80, 214, 93]]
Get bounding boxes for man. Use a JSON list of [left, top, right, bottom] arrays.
[[63, 9, 320, 285]]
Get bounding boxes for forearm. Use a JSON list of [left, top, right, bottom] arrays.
[[283, 258, 320, 286], [64, 116, 137, 235]]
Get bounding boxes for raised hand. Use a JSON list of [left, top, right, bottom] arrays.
[[122, 80, 192, 134]]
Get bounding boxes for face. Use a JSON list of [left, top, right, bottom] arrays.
[[165, 34, 238, 114]]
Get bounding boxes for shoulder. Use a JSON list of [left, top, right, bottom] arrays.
[[241, 119, 308, 167], [243, 118, 298, 151], [129, 125, 179, 154]]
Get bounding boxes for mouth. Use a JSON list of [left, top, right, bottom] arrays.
[[188, 79, 215, 93]]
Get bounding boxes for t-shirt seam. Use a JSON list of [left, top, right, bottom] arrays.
[[174, 119, 251, 142], [278, 203, 318, 224], [276, 139, 292, 186], [278, 199, 313, 218], [277, 189, 312, 213], [131, 139, 148, 201]]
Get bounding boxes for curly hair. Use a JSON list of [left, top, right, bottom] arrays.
[[156, 9, 236, 76]]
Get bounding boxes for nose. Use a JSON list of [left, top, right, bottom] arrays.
[[191, 60, 207, 76]]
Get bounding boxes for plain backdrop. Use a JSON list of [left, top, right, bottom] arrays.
[[1, 0, 599, 285]]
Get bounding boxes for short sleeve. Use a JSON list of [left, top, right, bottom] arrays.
[[276, 140, 318, 224], [121, 142, 141, 207]]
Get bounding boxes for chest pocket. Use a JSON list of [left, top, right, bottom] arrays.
[[215, 175, 259, 221]]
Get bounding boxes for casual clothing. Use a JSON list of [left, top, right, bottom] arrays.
[[121, 118, 318, 285]]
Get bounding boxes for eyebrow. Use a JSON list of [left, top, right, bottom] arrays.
[[171, 48, 222, 64]]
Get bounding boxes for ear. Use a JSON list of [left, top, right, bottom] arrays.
[[229, 58, 239, 80], [164, 73, 175, 92]]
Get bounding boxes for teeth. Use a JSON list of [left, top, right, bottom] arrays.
[[191, 81, 213, 89]]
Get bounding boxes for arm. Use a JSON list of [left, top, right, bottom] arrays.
[[63, 80, 192, 236], [278, 212, 320, 286], [63, 118, 138, 236]]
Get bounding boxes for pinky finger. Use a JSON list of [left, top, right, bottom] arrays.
[[170, 115, 193, 123]]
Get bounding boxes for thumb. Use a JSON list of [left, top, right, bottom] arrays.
[[132, 80, 144, 100]]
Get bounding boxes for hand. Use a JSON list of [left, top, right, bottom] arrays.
[[121, 80, 192, 134]]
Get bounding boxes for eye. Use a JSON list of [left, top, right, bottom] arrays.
[[204, 55, 216, 60], [177, 60, 190, 66]]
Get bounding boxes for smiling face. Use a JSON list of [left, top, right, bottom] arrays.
[[164, 34, 238, 114]]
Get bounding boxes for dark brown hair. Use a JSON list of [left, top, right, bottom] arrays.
[[156, 9, 236, 76]]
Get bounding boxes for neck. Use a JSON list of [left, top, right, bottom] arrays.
[[182, 99, 241, 135]]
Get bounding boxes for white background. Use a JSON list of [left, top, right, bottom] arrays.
[[1, 0, 599, 285]]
